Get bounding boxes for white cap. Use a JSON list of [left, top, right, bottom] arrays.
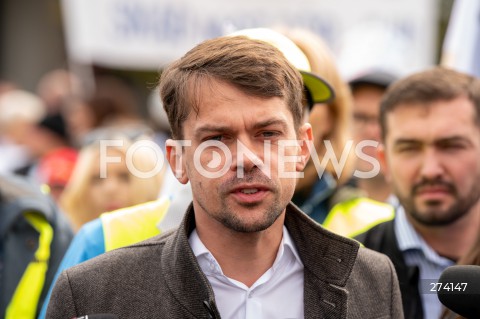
[[229, 28, 334, 106]]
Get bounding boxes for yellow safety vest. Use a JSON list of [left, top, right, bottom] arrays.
[[101, 197, 170, 252], [6, 212, 53, 319], [323, 197, 395, 238]]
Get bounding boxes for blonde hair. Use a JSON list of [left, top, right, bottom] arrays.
[[282, 28, 356, 192], [60, 133, 164, 231]]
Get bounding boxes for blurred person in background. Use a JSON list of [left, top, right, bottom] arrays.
[[62, 75, 144, 147], [17, 112, 78, 202], [0, 89, 46, 175], [0, 174, 73, 319], [356, 67, 480, 319], [348, 70, 398, 203], [36, 68, 81, 115], [282, 28, 393, 236], [59, 127, 164, 232], [284, 28, 357, 222]]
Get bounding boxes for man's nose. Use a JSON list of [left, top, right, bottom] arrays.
[[419, 149, 444, 179], [230, 138, 266, 174]]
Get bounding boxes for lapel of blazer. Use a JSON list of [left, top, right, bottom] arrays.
[[161, 204, 221, 319], [285, 203, 360, 319]]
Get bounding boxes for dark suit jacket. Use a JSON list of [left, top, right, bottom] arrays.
[[356, 220, 423, 319], [47, 203, 403, 319]]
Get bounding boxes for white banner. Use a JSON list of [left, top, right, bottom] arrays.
[[61, 0, 438, 74], [441, 0, 480, 77]]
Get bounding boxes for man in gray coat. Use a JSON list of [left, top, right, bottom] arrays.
[[47, 31, 403, 319]]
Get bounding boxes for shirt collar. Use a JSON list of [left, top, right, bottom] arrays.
[[189, 225, 303, 276], [281, 225, 303, 266], [395, 205, 422, 251], [394, 205, 454, 266]]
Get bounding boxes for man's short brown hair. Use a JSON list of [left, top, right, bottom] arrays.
[[380, 66, 480, 140], [159, 35, 304, 139]]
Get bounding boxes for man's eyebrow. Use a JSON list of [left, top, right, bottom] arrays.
[[435, 136, 471, 142], [434, 136, 474, 146], [194, 125, 234, 135], [252, 118, 289, 131], [393, 136, 472, 146], [195, 119, 289, 135], [393, 138, 421, 145]]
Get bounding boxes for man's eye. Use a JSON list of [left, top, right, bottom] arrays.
[[397, 146, 419, 153], [261, 131, 279, 138], [207, 135, 223, 141]]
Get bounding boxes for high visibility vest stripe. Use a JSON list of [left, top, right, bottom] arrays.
[[323, 198, 395, 238], [6, 212, 53, 319], [101, 198, 170, 252]]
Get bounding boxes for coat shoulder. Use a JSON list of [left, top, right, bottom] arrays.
[[66, 229, 175, 280], [356, 245, 393, 269], [349, 246, 399, 298]]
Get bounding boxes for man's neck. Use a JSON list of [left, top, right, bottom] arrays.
[[195, 214, 285, 287], [410, 204, 480, 260]]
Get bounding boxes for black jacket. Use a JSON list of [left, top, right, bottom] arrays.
[[0, 174, 73, 317], [355, 220, 424, 319]]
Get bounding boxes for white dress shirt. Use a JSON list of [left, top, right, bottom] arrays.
[[189, 226, 304, 319]]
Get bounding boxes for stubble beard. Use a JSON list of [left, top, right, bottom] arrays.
[[196, 169, 291, 233], [215, 199, 284, 233], [397, 179, 480, 227]]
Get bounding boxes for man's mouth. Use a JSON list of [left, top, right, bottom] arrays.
[[416, 186, 450, 194], [230, 184, 270, 204], [239, 188, 259, 194], [414, 180, 455, 196], [414, 185, 453, 203]]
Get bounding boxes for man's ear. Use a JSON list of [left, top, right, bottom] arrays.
[[166, 139, 189, 184], [376, 143, 391, 182], [296, 123, 313, 172]]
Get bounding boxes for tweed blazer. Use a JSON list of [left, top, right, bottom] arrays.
[[47, 203, 403, 319]]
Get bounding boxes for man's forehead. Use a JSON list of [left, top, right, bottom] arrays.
[[386, 101, 472, 127], [193, 84, 291, 116], [384, 103, 479, 142], [385, 122, 480, 146], [386, 97, 476, 118]]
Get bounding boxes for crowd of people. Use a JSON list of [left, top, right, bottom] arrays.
[[0, 25, 478, 319]]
